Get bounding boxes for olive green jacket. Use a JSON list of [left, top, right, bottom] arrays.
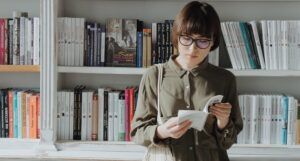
[[131, 55, 243, 161]]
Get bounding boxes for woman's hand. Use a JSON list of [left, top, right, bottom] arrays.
[[210, 103, 232, 130], [156, 117, 192, 139]]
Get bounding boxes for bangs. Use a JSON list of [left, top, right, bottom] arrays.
[[178, 17, 213, 38], [176, 7, 215, 38]]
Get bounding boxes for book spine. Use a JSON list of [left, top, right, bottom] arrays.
[[91, 94, 98, 141], [4, 90, 9, 137], [0, 90, 3, 137], [136, 32, 143, 67], [8, 91, 13, 138], [103, 90, 109, 141], [0, 19, 5, 64], [33, 18, 39, 65], [13, 16, 20, 65]]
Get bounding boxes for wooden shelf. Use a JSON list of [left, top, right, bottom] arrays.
[[58, 66, 300, 77], [0, 65, 40, 73]]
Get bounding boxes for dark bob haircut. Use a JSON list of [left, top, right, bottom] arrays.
[[172, 1, 221, 51]]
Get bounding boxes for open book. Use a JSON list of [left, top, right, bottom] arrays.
[[177, 95, 223, 131]]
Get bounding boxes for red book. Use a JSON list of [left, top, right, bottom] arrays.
[[124, 88, 130, 141], [8, 90, 13, 138], [0, 19, 5, 64]]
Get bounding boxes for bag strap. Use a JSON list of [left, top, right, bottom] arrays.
[[155, 64, 163, 125]]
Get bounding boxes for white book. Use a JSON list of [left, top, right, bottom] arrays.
[[276, 95, 282, 144], [276, 21, 282, 70], [266, 95, 272, 144], [63, 18, 68, 66], [33, 17, 39, 65], [270, 21, 277, 70], [62, 17, 68, 66], [24, 17, 28, 65], [293, 99, 298, 144], [270, 95, 276, 144], [287, 96, 296, 145], [57, 92, 61, 140], [113, 92, 120, 141], [71, 18, 76, 66], [233, 22, 248, 69], [74, 18, 80, 66], [257, 95, 263, 144], [58, 18, 64, 66], [225, 22, 240, 69], [237, 95, 244, 144], [97, 88, 104, 141], [249, 95, 258, 144], [108, 92, 114, 141], [80, 18, 85, 66], [20, 17, 25, 65], [67, 18, 72, 66], [87, 91, 93, 141], [222, 22, 238, 69], [61, 91, 66, 140], [260, 20, 270, 70], [244, 95, 250, 144], [69, 92, 74, 140], [27, 18, 32, 65], [65, 91, 70, 140], [281, 21, 288, 70]]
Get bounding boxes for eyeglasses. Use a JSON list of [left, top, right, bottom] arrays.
[[178, 35, 212, 49]]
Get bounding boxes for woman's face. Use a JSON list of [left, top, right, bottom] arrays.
[[177, 34, 213, 66]]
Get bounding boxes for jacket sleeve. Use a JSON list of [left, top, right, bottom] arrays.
[[214, 75, 243, 150], [130, 66, 160, 147]]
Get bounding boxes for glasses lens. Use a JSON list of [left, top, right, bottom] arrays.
[[179, 35, 192, 46], [196, 39, 210, 49]]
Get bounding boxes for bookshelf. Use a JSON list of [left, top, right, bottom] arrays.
[[0, 0, 41, 158], [1, 0, 300, 161]]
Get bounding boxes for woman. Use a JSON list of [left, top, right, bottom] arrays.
[[131, 1, 243, 161]]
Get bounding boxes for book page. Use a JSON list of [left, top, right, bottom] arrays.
[[178, 95, 223, 131]]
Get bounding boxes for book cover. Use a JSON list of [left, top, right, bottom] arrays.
[[106, 18, 138, 67]]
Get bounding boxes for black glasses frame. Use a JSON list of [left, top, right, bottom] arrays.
[[178, 35, 212, 49]]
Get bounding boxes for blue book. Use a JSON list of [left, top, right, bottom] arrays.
[[239, 22, 257, 69], [281, 95, 289, 144], [13, 90, 18, 138], [136, 32, 143, 67]]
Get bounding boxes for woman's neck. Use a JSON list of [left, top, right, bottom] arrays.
[[175, 56, 199, 71]]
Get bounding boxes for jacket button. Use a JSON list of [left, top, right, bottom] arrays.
[[189, 146, 193, 150]]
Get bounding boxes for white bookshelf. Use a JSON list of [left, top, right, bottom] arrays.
[[53, 0, 300, 161], [1, 0, 300, 161]]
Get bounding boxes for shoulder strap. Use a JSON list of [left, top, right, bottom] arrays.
[[155, 64, 163, 125]]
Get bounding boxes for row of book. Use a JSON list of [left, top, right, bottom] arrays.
[[0, 12, 40, 65], [237, 94, 299, 145], [57, 17, 178, 68], [57, 86, 137, 141], [0, 89, 40, 139], [221, 21, 300, 70]]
